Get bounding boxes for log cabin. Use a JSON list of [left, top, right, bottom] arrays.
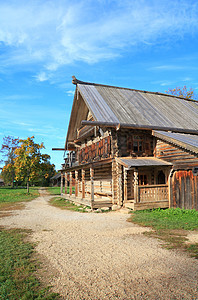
[[60, 77, 198, 210]]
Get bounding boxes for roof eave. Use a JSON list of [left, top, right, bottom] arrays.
[[152, 130, 198, 155]]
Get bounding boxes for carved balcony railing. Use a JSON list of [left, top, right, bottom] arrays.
[[138, 184, 168, 202]]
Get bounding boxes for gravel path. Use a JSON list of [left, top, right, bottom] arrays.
[[0, 189, 197, 299]]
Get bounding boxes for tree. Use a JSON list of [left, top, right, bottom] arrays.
[[0, 136, 19, 187], [35, 157, 56, 186], [14, 136, 53, 192], [165, 86, 196, 100]]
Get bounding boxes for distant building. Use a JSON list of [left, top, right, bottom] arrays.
[[0, 178, 5, 186]]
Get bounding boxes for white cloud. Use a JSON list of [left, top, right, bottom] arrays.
[[0, 0, 198, 80], [149, 65, 185, 71], [160, 81, 174, 87], [35, 71, 49, 82], [66, 90, 75, 96], [181, 77, 192, 82]]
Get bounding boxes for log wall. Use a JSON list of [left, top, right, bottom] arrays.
[[127, 170, 134, 200], [117, 129, 153, 157], [154, 140, 198, 169]]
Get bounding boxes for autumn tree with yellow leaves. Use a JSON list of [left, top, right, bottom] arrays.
[[0, 136, 19, 187], [14, 136, 55, 192], [165, 86, 197, 100]]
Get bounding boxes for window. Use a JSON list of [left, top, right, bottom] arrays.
[[127, 135, 144, 153], [133, 135, 143, 152], [127, 136, 132, 151], [139, 174, 147, 185]]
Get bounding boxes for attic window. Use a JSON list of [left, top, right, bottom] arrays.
[[127, 135, 143, 153], [133, 135, 143, 152]]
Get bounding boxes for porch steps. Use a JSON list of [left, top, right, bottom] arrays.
[[124, 200, 169, 211], [92, 201, 113, 209], [123, 202, 134, 210]]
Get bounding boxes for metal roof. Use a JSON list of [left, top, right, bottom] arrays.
[[78, 83, 198, 131], [153, 131, 198, 154], [116, 157, 172, 169]]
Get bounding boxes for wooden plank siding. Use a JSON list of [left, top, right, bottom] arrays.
[[171, 170, 198, 210], [155, 139, 198, 210]]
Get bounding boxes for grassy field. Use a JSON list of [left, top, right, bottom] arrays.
[[129, 208, 198, 258], [0, 228, 59, 299], [47, 187, 61, 195], [47, 186, 75, 195], [130, 208, 198, 231], [0, 187, 39, 210]]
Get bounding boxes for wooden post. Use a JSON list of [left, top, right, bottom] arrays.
[[60, 172, 63, 194], [124, 167, 128, 203], [168, 169, 174, 208], [134, 168, 139, 203], [82, 169, 85, 199], [64, 172, 67, 194], [75, 170, 78, 197], [112, 159, 116, 204], [118, 164, 123, 206], [70, 171, 72, 196], [90, 167, 94, 209]]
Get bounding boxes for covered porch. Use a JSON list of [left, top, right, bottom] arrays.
[[116, 157, 172, 210], [61, 157, 173, 210], [61, 158, 113, 209]]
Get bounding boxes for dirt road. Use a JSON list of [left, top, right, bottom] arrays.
[[0, 189, 197, 299]]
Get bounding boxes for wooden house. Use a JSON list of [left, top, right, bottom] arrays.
[[0, 178, 5, 186], [60, 77, 198, 210]]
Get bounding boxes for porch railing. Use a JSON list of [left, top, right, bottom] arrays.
[[138, 184, 168, 202]]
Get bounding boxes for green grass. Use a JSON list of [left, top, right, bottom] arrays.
[[129, 208, 198, 258], [0, 187, 39, 207], [0, 228, 59, 299], [50, 197, 90, 212], [47, 186, 75, 195], [46, 187, 61, 195], [130, 208, 198, 231]]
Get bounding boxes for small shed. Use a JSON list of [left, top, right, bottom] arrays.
[[0, 178, 4, 186]]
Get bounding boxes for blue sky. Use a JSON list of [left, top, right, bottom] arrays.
[[1, 0, 198, 170]]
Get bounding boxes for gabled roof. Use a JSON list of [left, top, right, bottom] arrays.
[[153, 131, 198, 154], [51, 173, 61, 180], [66, 78, 198, 147]]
